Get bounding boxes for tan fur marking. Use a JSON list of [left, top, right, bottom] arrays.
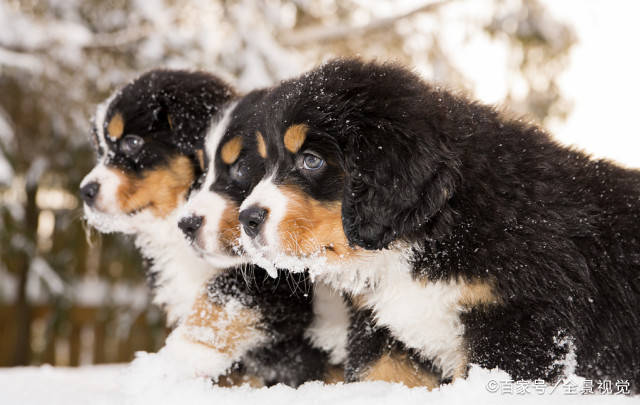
[[283, 124, 308, 153], [452, 359, 468, 381], [349, 294, 367, 309], [195, 149, 205, 171], [184, 292, 261, 355], [107, 113, 124, 140], [221, 136, 243, 165], [323, 365, 345, 384], [167, 114, 174, 130], [278, 185, 360, 261], [218, 202, 241, 253], [256, 131, 267, 158], [115, 155, 194, 217], [458, 280, 500, 308], [363, 351, 440, 389]]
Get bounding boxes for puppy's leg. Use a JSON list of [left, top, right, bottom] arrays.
[[160, 267, 339, 387], [220, 267, 333, 387], [345, 304, 441, 389], [462, 304, 566, 382], [159, 283, 267, 382]]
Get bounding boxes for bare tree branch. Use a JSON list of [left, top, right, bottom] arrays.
[[280, 0, 454, 46], [0, 48, 44, 73], [83, 25, 155, 49]]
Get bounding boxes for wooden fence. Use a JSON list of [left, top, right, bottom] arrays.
[[0, 304, 167, 367]]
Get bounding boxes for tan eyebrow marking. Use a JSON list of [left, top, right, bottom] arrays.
[[107, 112, 124, 140], [283, 124, 308, 154], [220, 136, 243, 165], [256, 131, 267, 158]]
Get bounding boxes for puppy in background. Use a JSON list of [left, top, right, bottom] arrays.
[[80, 69, 234, 325], [237, 59, 640, 389]]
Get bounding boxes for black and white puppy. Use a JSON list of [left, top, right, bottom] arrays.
[[237, 59, 640, 389], [177, 91, 349, 385], [79, 71, 338, 387]]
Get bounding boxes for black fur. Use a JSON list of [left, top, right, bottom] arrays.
[[251, 59, 640, 388], [198, 89, 268, 205], [98, 69, 235, 176]]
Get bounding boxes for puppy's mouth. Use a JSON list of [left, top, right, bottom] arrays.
[[191, 242, 247, 269], [82, 204, 137, 234], [185, 229, 247, 269], [125, 202, 153, 215], [240, 232, 309, 278]]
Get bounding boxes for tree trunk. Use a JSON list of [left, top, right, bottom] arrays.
[[12, 185, 38, 366]]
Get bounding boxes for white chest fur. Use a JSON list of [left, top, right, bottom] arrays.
[[362, 267, 465, 378], [317, 249, 466, 379], [133, 210, 221, 325], [305, 282, 350, 365]]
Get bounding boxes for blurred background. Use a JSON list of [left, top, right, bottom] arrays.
[[0, 0, 638, 367]]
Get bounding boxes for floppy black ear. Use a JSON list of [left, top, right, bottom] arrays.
[[334, 61, 461, 250]]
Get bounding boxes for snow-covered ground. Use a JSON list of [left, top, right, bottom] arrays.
[[0, 363, 637, 405]]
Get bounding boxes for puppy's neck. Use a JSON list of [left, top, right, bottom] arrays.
[[311, 247, 412, 295], [132, 209, 221, 325]]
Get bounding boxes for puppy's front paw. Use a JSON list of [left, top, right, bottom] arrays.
[[122, 328, 236, 397]]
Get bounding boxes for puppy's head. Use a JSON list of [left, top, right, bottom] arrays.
[[79, 70, 234, 233], [177, 90, 267, 267], [239, 59, 461, 271]]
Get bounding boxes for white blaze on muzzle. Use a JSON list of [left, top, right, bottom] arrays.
[[239, 175, 289, 278], [80, 162, 122, 214], [79, 162, 140, 234], [80, 93, 135, 233], [179, 188, 239, 267]]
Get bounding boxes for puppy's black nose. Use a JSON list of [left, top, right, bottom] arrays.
[[178, 215, 203, 241], [239, 206, 268, 238], [80, 182, 100, 206]]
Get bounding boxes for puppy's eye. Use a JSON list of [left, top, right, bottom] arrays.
[[302, 152, 324, 170], [230, 159, 249, 184], [120, 134, 144, 156]]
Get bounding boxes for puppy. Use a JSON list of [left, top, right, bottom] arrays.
[[79, 71, 337, 386], [178, 90, 349, 385], [237, 59, 640, 389], [80, 69, 235, 325]]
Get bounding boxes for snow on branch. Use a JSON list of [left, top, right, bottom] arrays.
[[280, 0, 454, 46], [82, 25, 155, 49], [0, 47, 44, 74]]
